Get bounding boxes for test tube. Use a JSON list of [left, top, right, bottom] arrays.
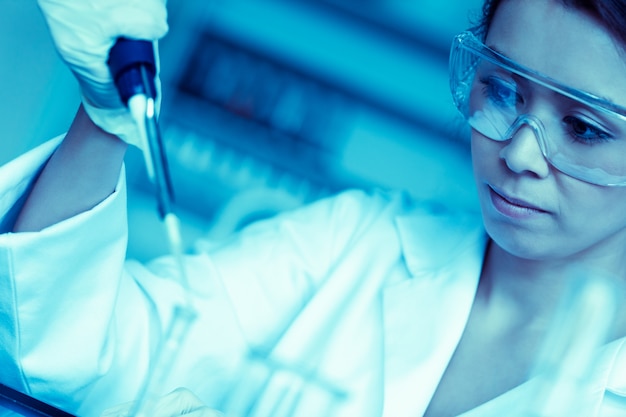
[[109, 39, 198, 416], [525, 273, 621, 417]]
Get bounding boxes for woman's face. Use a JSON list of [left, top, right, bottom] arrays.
[[472, 0, 626, 264]]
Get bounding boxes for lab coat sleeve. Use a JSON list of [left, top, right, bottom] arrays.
[[162, 188, 405, 415], [0, 136, 404, 416], [109, 186, 404, 416], [0, 137, 134, 413]]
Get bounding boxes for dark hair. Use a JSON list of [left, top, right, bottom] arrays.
[[472, 0, 626, 49]]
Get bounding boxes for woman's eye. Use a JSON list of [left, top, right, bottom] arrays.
[[563, 115, 613, 145], [480, 76, 521, 109]]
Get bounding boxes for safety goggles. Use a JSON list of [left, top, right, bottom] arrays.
[[449, 31, 626, 186]]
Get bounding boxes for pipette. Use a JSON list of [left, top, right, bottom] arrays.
[[107, 39, 186, 282], [108, 38, 197, 416]]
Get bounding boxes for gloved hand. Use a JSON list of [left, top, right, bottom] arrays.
[[100, 388, 224, 417], [36, 0, 169, 146]]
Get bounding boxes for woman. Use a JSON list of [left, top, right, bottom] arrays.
[[1, 0, 625, 416]]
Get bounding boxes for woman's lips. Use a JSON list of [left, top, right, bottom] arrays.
[[489, 186, 548, 218]]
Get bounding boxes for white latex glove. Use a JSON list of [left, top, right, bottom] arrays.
[[100, 388, 224, 417], [36, 0, 169, 146]]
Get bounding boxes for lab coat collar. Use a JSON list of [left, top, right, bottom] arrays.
[[386, 204, 626, 415], [393, 203, 486, 278]]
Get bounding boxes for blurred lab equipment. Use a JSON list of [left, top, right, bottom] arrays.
[[525, 273, 621, 417], [122, 0, 482, 262], [108, 38, 198, 417], [0, 382, 75, 417]]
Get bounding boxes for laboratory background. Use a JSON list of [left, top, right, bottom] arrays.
[[0, 0, 483, 261]]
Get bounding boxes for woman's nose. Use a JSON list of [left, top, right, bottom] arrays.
[[499, 120, 551, 179]]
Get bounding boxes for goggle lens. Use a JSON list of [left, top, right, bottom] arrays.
[[450, 32, 626, 186]]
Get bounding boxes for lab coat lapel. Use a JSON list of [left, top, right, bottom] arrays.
[[382, 208, 486, 416]]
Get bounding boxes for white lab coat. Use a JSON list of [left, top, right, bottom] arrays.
[[0, 137, 625, 417]]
